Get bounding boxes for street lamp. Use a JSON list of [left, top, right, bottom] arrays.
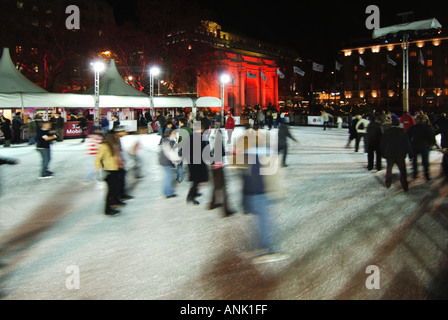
[[149, 66, 161, 116], [220, 74, 231, 126], [92, 61, 105, 128]]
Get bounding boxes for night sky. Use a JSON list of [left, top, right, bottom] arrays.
[[108, 0, 447, 64]]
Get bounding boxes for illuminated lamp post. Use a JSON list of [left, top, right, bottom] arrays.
[[150, 66, 161, 116], [220, 74, 231, 126], [92, 61, 105, 128]]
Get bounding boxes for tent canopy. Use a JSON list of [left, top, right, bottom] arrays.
[[373, 18, 442, 39], [84, 59, 148, 97], [0, 48, 47, 94]]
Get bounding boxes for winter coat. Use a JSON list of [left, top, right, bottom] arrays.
[[381, 126, 413, 159], [225, 116, 235, 130], [188, 132, 209, 183], [406, 124, 435, 154], [435, 116, 448, 148], [1, 119, 12, 140], [278, 123, 297, 147], [95, 143, 119, 171], [355, 118, 370, 134], [366, 121, 383, 149], [400, 113, 415, 132]]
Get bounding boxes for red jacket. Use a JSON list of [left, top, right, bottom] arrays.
[[400, 113, 415, 132], [225, 116, 235, 130]]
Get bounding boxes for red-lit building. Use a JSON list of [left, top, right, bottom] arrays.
[[167, 21, 299, 115]]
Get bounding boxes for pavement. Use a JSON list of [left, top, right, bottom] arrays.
[[0, 126, 447, 300]]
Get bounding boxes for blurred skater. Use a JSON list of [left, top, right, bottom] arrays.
[[186, 119, 209, 206], [159, 129, 181, 198], [209, 123, 236, 217], [1, 115, 12, 147], [95, 126, 132, 215], [278, 122, 298, 167], [366, 116, 383, 172], [232, 128, 288, 263], [381, 116, 413, 192], [35, 121, 57, 179], [407, 115, 436, 181], [84, 129, 104, 181]]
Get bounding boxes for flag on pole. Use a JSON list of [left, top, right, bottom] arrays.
[[419, 50, 425, 66], [335, 61, 342, 71], [293, 66, 305, 76], [247, 71, 257, 79], [312, 62, 324, 73], [359, 56, 365, 67], [387, 55, 397, 67], [260, 70, 267, 82], [231, 73, 236, 85], [277, 68, 285, 79]]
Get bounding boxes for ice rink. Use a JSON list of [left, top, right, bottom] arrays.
[[0, 125, 447, 300]]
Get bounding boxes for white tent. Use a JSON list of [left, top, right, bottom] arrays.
[[84, 59, 148, 97], [0, 48, 222, 111], [0, 48, 47, 94]]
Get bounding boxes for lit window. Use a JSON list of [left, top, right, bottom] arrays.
[[15, 46, 22, 53], [427, 60, 433, 67], [410, 51, 417, 57], [427, 70, 434, 77], [17, 1, 24, 9]]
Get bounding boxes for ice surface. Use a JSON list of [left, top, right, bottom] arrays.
[[0, 126, 447, 300]]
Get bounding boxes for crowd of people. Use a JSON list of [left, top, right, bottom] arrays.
[[344, 110, 448, 192], [2, 107, 448, 264]]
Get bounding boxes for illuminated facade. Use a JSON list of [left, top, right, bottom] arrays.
[[339, 30, 448, 113], [168, 21, 298, 115]]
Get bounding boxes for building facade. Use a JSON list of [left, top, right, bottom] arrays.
[[167, 21, 299, 115], [0, 0, 115, 92], [339, 30, 448, 114]]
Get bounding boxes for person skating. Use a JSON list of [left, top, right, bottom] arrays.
[[354, 115, 370, 153], [35, 121, 57, 179], [278, 122, 298, 167], [186, 119, 209, 206], [208, 123, 236, 217], [407, 115, 436, 181], [366, 116, 383, 172], [159, 129, 180, 199], [381, 116, 413, 192]]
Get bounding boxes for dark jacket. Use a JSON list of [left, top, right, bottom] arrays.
[[278, 123, 296, 147], [366, 121, 383, 149], [242, 156, 265, 195], [381, 126, 412, 159], [159, 138, 175, 167], [12, 115, 23, 130], [36, 128, 55, 149], [435, 116, 448, 148], [407, 124, 435, 154], [1, 119, 12, 140], [188, 132, 209, 183]]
